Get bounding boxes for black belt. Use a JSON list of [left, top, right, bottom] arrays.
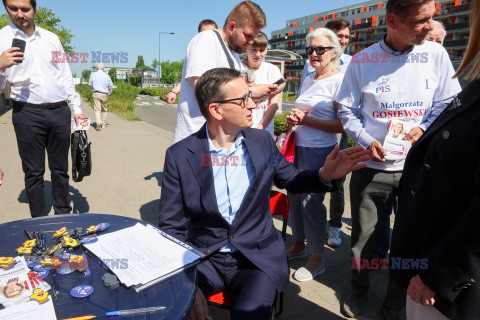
[[13, 100, 68, 110]]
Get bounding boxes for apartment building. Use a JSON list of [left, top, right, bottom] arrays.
[[270, 0, 471, 91]]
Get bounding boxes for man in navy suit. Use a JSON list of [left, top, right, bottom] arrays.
[[159, 68, 369, 320]]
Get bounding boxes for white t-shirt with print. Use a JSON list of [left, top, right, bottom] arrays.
[[243, 61, 282, 137], [173, 30, 243, 144], [337, 40, 461, 171], [294, 72, 344, 148]]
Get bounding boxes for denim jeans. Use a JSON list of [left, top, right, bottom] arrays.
[[288, 144, 335, 256]]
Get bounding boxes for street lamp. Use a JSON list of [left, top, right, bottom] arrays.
[[159, 32, 175, 86]]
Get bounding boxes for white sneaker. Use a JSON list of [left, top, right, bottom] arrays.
[[328, 227, 342, 247]]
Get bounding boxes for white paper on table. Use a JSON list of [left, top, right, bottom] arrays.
[[0, 300, 57, 320], [83, 223, 203, 288]]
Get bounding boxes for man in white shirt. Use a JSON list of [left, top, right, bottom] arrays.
[[336, 0, 461, 318], [89, 62, 113, 131], [172, 1, 279, 144], [0, 0, 84, 218]]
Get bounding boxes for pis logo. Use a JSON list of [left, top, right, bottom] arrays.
[[376, 77, 391, 93]]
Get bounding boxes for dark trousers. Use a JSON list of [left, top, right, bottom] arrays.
[[329, 133, 349, 228], [12, 103, 72, 217], [197, 251, 277, 320]]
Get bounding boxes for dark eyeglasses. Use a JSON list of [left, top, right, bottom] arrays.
[[213, 91, 252, 108], [305, 46, 334, 55]]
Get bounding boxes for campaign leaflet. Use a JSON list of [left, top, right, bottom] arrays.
[[71, 118, 91, 131], [382, 120, 413, 160], [0, 257, 51, 309]]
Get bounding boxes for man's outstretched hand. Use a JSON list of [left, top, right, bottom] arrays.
[[322, 145, 369, 181]]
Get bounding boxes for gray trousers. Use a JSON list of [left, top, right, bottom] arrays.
[[328, 133, 349, 228], [350, 167, 406, 310]]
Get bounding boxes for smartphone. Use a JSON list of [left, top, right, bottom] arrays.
[[11, 38, 26, 64], [274, 77, 286, 85]]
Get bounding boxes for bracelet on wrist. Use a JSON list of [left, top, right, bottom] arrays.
[[171, 91, 178, 95], [318, 167, 331, 184]]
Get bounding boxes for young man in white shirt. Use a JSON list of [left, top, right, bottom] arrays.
[[0, 0, 84, 217], [172, 1, 279, 144], [336, 0, 461, 317]]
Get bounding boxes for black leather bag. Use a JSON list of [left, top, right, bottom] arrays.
[[71, 130, 92, 182]]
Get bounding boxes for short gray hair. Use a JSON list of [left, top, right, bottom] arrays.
[[96, 62, 104, 70], [433, 20, 446, 41], [305, 28, 342, 62]]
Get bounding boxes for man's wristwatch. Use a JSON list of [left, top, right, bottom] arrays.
[[318, 167, 331, 184]]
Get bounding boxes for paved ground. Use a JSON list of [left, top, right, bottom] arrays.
[[0, 98, 395, 320]]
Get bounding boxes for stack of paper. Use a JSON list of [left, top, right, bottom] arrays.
[[0, 257, 56, 320], [83, 223, 203, 292]]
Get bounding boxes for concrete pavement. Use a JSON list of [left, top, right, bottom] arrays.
[[0, 99, 392, 320]]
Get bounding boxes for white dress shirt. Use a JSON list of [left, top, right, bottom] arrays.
[[0, 23, 82, 114]]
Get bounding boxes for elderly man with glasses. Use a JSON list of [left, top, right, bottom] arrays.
[[158, 67, 369, 320]]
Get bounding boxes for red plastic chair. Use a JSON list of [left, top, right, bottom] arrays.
[[206, 190, 290, 319]]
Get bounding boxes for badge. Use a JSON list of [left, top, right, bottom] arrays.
[[34, 265, 51, 272], [60, 253, 72, 261], [70, 285, 94, 298], [34, 269, 50, 279], [57, 267, 74, 275], [26, 258, 38, 268], [80, 236, 98, 244], [95, 223, 110, 231]]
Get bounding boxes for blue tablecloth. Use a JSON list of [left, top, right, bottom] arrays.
[[0, 213, 197, 320]]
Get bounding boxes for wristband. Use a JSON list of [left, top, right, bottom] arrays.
[[318, 167, 331, 184], [171, 91, 178, 95]]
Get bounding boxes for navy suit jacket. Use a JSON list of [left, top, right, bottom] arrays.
[[390, 80, 480, 319], [159, 125, 333, 291]]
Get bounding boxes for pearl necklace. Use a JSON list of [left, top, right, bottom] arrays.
[[313, 66, 335, 82]]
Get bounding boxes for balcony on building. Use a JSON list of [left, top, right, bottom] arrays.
[[443, 38, 469, 48]]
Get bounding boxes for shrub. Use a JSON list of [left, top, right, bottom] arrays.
[[273, 111, 288, 137]]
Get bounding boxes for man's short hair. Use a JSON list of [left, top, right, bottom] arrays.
[[96, 63, 104, 70], [433, 20, 446, 39], [198, 19, 218, 33], [386, 0, 433, 20], [195, 68, 242, 119], [224, 1, 266, 29], [325, 18, 351, 32], [2, 0, 36, 8], [252, 31, 268, 48]]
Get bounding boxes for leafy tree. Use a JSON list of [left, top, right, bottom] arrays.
[[108, 68, 117, 82], [160, 60, 183, 84], [82, 69, 92, 81], [129, 75, 142, 87], [136, 55, 145, 68], [151, 58, 159, 68], [35, 7, 74, 54], [0, 14, 9, 29], [0, 8, 74, 54]]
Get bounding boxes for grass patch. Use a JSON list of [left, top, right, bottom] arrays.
[[282, 92, 296, 103], [76, 82, 141, 121], [138, 86, 179, 104]]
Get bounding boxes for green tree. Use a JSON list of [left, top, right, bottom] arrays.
[[151, 58, 159, 68], [108, 68, 117, 82], [35, 7, 74, 54], [0, 14, 9, 29], [160, 60, 183, 84], [136, 55, 145, 68], [82, 69, 92, 81]]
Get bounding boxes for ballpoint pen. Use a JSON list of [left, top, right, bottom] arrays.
[[62, 316, 96, 320], [106, 306, 166, 316]]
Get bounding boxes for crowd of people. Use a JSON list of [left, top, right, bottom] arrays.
[[0, 0, 479, 319]]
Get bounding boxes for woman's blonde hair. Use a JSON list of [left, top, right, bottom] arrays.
[[455, 0, 480, 79]]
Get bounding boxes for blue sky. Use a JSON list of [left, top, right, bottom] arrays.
[[2, 0, 361, 75]]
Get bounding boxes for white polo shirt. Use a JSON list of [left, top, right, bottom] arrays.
[[243, 61, 282, 137], [173, 30, 243, 144], [337, 37, 461, 171]]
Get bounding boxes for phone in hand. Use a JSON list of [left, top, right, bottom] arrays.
[[11, 38, 26, 64], [273, 77, 286, 85]]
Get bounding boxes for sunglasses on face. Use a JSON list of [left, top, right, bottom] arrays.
[[213, 91, 253, 108], [305, 46, 334, 55]]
